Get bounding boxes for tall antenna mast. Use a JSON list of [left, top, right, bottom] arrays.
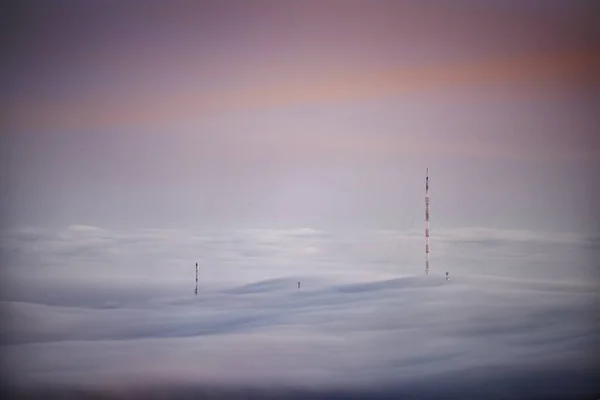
[[425, 168, 430, 275]]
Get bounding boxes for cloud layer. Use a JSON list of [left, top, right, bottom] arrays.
[[1, 226, 599, 399]]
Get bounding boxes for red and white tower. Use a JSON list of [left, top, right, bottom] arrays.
[[425, 168, 430, 275]]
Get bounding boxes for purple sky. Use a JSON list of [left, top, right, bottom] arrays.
[[3, 0, 599, 233]]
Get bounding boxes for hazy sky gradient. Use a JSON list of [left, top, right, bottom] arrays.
[[3, 0, 600, 234]]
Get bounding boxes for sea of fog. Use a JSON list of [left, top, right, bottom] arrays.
[[1, 225, 598, 399]]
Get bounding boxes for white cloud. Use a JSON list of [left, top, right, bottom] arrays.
[[435, 226, 585, 245], [1, 225, 598, 398], [303, 246, 321, 255]]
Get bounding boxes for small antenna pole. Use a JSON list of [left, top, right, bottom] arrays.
[[195, 262, 198, 295], [425, 168, 430, 275]]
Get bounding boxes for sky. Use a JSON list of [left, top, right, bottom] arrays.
[[2, 0, 599, 233], [1, 0, 600, 398]]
